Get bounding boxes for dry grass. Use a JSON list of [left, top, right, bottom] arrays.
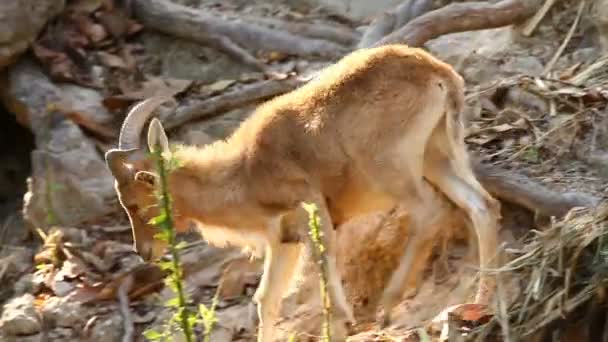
[[473, 202, 608, 340]]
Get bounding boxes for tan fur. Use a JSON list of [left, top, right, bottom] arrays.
[[107, 44, 501, 341]]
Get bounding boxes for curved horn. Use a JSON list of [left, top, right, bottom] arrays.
[[118, 95, 175, 150]]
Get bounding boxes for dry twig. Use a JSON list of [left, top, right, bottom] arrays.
[[542, 0, 586, 75], [118, 276, 135, 342]]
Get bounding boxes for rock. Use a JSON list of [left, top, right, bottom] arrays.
[[0, 294, 41, 336], [13, 274, 38, 297], [173, 106, 254, 146], [0, 249, 34, 303], [0, 333, 44, 342], [2, 58, 116, 228], [587, 0, 608, 52], [57, 84, 114, 127], [139, 32, 255, 83], [426, 27, 543, 85], [47, 327, 75, 341], [88, 315, 122, 342], [293, 0, 403, 21], [0, 0, 65, 70], [41, 297, 87, 328]]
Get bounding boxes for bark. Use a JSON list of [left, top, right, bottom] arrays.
[[246, 16, 360, 46], [473, 162, 600, 218], [358, 0, 433, 49], [132, 0, 347, 59], [374, 0, 541, 47], [163, 77, 305, 130]]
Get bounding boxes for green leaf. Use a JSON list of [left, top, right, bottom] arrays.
[[175, 241, 188, 251], [158, 260, 174, 271], [149, 213, 168, 226], [154, 230, 170, 242], [165, 297, 180, 308], [143, 329, 163, 340]]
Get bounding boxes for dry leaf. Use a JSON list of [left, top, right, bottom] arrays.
[[489, 123, 518, 133], [466, 134, 498, 146], [208, 79, 236, 92], [558, 62, 582, 80], [97, 51, 127, 69], [72, 14, 108, 43], [103, 76, 189, 111], [429, 303, 492, 339], [96, 9, 131, 39], [32, 43, 76, 82]]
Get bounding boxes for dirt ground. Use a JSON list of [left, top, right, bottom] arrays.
[[1, 0, 607, 341]]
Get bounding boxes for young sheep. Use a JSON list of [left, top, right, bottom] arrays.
[[105, 44, 501, 341]]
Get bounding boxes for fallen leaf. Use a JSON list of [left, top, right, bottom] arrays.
[[52, 102, 117, 139], [558, 62, 582, 80], [77, 263, 165, 303], [97, 51, 128, 69], [489, 123, 518, 133], [96, 9, 131, 39], [31, 42, 96, 88], [32, 44, 76, 82], [429, 303, 492, 340], [103, 76, 189, 112], [208, 79, 237, 92], [119, 44, 137, 71], [72, 14, 108, 43], [466, 134, 498, 146]]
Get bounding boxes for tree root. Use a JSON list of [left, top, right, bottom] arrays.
[[473, 162, 600, 218], [132, 0, 348, 60], [374, 0, 541, 47], [358, 0, 433, 48], [163, 77, 305, 130]]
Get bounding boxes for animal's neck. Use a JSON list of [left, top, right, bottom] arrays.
[[168, 142, 250, 222]]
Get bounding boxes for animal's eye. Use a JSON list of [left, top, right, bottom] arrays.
[[134, 171, 156, 186]]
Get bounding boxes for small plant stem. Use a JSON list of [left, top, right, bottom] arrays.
[[152, 147, 194, 342], [303, 203, 332, 342]]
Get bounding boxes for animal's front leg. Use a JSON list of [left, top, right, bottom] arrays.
[[254, 235, 303, 342]]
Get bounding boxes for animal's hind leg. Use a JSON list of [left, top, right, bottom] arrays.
[[425, 160, 501, 305], [377, 181, 449, 327]]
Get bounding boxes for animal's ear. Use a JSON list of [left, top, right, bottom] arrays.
[[134, 170, 157, 187], [105, 148, 137, 184], [147, 118, 170, 155]]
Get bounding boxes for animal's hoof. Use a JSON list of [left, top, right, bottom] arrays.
[[342, 318, 356, 336], [376, 307, 392, 329], [402, 285, 419, 299], [433, 260, 451, 285], [380, 312, 391, 329]]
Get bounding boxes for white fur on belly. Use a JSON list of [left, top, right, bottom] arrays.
[[193, 222, 268, 259]]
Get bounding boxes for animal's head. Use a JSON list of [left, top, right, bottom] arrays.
[[105, 96, 181, 261]]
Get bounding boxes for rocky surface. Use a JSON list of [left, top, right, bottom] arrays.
[[0, 0, 65, 70], [0, 294, 41, 337], [3, 59, 117, 228]]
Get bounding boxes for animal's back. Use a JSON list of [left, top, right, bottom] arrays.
[[227, 44, 465, 208]]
